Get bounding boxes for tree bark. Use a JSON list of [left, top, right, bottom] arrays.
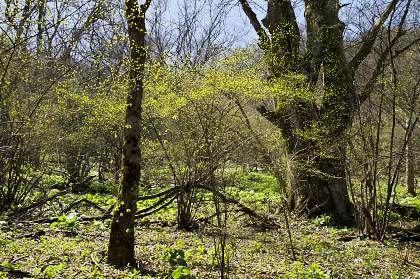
[[36, 0, 45, 56], [285, 141, 352, 222], [406, 121, 415, 196], [240, 0, 403, 223], [107, 0, 151, 268]]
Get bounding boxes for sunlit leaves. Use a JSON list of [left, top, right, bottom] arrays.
[[144, 46, 271, 118]]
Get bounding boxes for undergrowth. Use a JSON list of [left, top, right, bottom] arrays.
[[0, 171, 419, 278]]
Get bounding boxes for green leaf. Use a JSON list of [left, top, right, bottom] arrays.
[[171, 266, 183, 279], [0, 262, 15, 269], [50, 222, 59, 227], [57, 214, 66, 222]]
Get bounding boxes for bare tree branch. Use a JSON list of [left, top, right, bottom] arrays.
[[61, 1, 104, 61], [349, 0, 401, 75], [238, 0, 270, 51], [359, 34, 420, 104]]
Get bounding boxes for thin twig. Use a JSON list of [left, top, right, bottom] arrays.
[[90, 254, 102, 272]]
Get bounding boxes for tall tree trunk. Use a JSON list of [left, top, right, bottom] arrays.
[[240, 0, 401, 223], [36, 0, 45, 56], [406, 121, 415, 196], [107, 0, 151, 268], [0, 103, 9, 147]]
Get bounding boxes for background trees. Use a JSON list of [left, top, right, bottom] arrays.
[[0, 0, 129, 209]]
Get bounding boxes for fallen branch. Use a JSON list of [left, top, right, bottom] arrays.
[[0, 266, 34, 278], [29, 214, 112, 224], [16, 231, 46, 240], [138, 187, 178, 201], [90, 254, 102, 272], [60, 198, 106, 214], [10, 255, 29, 264], [194, 210, 228, 224], [196, 184, 275, 227], [78, 215, 111, 221], [405, 260, 420, 270], [136, 195, 177, 219], [71, 176, 95, 192], [24, 194, 177, 224], [136, 219, 177, 227], [388, 225, 420, 241], [9, 176, 97, 220], [137, 191, 177, 215], [10, 189, 70, 217], [30, 193, 178, 223]]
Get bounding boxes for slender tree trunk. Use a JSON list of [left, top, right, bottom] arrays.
[[0, 103, 9, 147], [107, 0, 151, 268], [36, 0, 45, 56], [406, 122, 415, 196]]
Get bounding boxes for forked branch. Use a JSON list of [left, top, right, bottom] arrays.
[[349, 0, 401, 74]]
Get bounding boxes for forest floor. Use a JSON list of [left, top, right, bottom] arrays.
[[1, 173, 419, 278]]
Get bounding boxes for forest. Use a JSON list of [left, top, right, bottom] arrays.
[[0, 0, 419, 278]]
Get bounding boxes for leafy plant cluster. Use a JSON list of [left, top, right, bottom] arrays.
[[154, 248, 196, 279]]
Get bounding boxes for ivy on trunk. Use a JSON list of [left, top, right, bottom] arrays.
[[240, 0, 402, 223]]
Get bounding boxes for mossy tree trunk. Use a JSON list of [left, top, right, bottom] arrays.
[[240, 0, 401, 223], [107, 0, 151, 268]]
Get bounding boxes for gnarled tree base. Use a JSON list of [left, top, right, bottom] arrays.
[[287, 155, 354, 225]]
